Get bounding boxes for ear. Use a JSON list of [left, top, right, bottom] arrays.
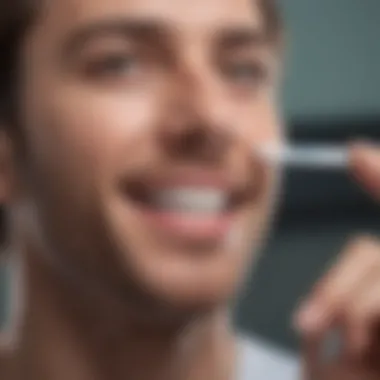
[[0, 129, 15, 204]]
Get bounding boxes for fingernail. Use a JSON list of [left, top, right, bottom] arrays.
[[294, 303, 324, 333]]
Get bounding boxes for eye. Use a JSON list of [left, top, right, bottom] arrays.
[[84, 52, 141, 78], [223, 60, 268, 87]]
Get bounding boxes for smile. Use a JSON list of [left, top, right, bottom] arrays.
[[121, 169, 255, 244]]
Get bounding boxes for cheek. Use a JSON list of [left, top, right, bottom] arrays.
[[232, 95, 282, 146], [23, 86, 163, 178], [85, 92, 162, 143], [245, 101, 282, 144], [60, 90, 159, 147]]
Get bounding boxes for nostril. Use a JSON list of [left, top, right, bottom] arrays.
[[181, 127, 206, 153], [160, 119, 230, 163], [180, 125, 228, 161]]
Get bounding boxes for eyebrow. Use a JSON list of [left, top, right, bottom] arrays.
[[61, 18, 170, 59], [60, 18, 270, 62], [217, 27, 268, 50]]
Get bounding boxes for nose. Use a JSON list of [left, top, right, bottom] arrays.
[[157, 68, 232, 164]]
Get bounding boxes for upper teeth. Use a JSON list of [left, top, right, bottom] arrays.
[[154, 188, 227, 214]]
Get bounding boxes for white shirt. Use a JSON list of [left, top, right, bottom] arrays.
[[237, 334, 300, 380]]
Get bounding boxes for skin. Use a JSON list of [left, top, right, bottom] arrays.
[[0, 0, 281, 379], [0, 0, 379, 379]]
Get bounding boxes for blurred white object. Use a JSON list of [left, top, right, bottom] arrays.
[[256, 144, 348, 169]]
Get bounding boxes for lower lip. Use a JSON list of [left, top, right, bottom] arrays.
[[137, 208, 234, 242]]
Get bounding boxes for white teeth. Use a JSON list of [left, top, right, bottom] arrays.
[[154, 188, 227, 214]]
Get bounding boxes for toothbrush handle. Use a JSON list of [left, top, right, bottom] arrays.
[[257, 145, 348, 169], [283, 146, 348, 169]]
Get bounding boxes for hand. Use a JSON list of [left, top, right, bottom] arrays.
[[294, 142, 380, 380]]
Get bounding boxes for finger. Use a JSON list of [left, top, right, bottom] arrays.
[[344, 278, 380, 358], [296, 236, 380, 379], [349, 142, 380, 199], [295, 235, 380, 335]]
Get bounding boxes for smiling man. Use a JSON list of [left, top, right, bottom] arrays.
[[1, 0, 380, 379]]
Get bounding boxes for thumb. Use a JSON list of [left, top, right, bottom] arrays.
[[301, 334, 323, 380], [349, 142, 380, 199]]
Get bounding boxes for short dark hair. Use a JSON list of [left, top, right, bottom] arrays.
[[0, 1, 35, 126], [0, 0, 281, 126]]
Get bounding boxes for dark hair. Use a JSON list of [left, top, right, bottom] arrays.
[[0, 1, 34, 126], [0, 0, 281, 126]]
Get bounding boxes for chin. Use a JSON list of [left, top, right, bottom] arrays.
[[127, 244, 247, 315]]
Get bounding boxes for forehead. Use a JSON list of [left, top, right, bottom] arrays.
[[34, 0, 264, 39]]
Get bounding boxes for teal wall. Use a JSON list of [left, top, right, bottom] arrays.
[[237, 0, 380, 350], [280, 0, 380, 119]]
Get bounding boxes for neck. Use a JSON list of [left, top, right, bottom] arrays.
[[0, 250, 237, 380]]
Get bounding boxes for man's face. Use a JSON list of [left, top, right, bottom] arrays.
[[13, 0, 282, 313]]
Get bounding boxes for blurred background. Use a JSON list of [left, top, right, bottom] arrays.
[[1, 0, 380, 355], [235, 0, 380, 352]]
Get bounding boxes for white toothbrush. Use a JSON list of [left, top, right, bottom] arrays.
[[256, 144, 349, 169]]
